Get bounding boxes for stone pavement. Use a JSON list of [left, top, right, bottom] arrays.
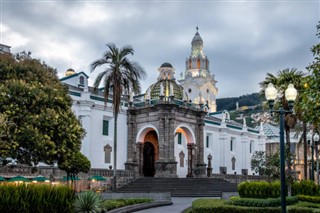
[[135, 197, 213, 213]]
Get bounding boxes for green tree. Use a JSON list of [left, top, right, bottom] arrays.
[[251, 150, 280, 181], [0, 52, 86, 167], [301, 23, 320, 129], [59, 152, 91, 182], [91, 43, 146, 190], [259, 68, 305, 176]]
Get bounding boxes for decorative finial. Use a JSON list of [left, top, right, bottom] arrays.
[[196, 26, 199, 32]]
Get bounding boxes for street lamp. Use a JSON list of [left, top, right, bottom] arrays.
[[307, 131, 320, 182], [265, 83, 297, 213], [314, 133, 320, 184]]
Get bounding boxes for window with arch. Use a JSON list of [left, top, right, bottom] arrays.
[[231, 157, 236, 170], [197, 58, 200, 69], [79, 76, 84, 86], [179, 151, 185, 167], [189, 59, 192, 69], [104, 144, 112, 163]]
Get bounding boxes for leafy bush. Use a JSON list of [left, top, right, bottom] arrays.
[[297, 195, 320, 204], [0, 183, 74, 213], [292, 180, 320, 196], [192, 199, 281, 213], [238, 181, 280, 198], [74, 191, 105, 213], [228, 196, 298, 207], [102, 198, 152, 211]]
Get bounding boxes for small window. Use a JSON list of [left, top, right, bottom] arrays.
[[178, 133, 182, 145], [188, 88, 192, 93], [104, 144, 112, 163], [230, 138, 235, 151], [231, 157, 236, 170], [206, 135, 209, 148], [79, 76, 84, 85], [179, 151, 185, 167], [103, 120, 109, 136]]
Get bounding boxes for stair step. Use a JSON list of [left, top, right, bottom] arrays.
[[117, 177, 237, 197]]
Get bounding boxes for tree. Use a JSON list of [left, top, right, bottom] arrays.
[[59, 152, 91, 181], [251, 150, 280, 181], [91, 43, 146, 190], [301, 23, 320, 128], [259, 68, 305, 178], [0, 52, 86, 167]]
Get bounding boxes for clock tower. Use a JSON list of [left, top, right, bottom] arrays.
[[179, 28, 218, 112]]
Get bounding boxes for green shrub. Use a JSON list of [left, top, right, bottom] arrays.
[[74, 191, 105, 213], [297, 195, 320, 204], [288, 207, 314, 213], [292, 180, 320, 196], [192, 199, 282, 213], [228, 196, 298, 207], [0, 183, 74, 213], [238, 181, 280, 198], [102, 198, 152, 211]]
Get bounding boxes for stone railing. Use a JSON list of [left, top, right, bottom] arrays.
[[210, 173, 268, 184]]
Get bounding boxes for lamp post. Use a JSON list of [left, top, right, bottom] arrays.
[[307, 131, 314, 181], [265, 83, 297, 213], [313, 133, 320, 184]]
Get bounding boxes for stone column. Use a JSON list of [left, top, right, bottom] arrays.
[[187, 143, 194, 177], [207, 154, 212, 177], [138, 142, 144, 176], [195, 114, 206, 177]]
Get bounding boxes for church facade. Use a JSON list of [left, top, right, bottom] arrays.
[[60, 30, 267, 178]]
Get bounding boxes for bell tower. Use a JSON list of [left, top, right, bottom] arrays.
[[179, 27, 218, 112]]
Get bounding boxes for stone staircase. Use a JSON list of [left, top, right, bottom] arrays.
[[117, 177, 238, 197]]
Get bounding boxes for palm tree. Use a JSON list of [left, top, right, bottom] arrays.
[[91, 43, 146, 190], [260, 68, 305, 192]]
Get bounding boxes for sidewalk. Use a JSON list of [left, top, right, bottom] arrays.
[[134, 197, 203, 213]]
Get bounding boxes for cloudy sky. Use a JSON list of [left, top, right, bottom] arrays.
[[1, 0, 319, 98]]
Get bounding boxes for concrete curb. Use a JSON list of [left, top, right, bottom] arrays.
[[107, 201, 173, 213]]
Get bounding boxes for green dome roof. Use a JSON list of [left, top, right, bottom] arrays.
[[160, 62, 173, 68], [145, 79, 183, 100]]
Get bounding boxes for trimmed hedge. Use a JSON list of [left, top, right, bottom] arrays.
[[238, 180, 320, 199], [192, 199, 281, 213], [228, 196, 298, 207], [103, 198, 152, 211], [192, 199, 317, 213], [238, 181, 280, 198], [292, 180, 320, 196], [297, 195, 320, 204], [0, 183, 75, 213]]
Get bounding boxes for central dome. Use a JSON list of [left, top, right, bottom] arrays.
[[160, 62, 173, 68], [145, 80, 183, 100], [144, 63, 184, 100]]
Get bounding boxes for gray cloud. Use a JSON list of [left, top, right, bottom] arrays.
[[2, 1, 319, 98]]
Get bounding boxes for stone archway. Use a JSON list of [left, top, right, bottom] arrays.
[[175, 125, 196, 177]]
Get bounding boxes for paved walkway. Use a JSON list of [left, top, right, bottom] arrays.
[[135, 197, 206, 213]]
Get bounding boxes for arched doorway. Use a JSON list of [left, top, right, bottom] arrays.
[[143, 142, 155, 176]]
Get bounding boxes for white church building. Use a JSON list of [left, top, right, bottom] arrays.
[[60, 30, 267, 178]]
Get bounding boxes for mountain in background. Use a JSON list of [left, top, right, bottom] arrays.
[[216, 93, 262, 111], [216, 93, 268, 128]]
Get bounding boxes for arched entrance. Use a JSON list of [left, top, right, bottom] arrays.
[[174, 125, 196, 177], [143, 142, 155, 176]]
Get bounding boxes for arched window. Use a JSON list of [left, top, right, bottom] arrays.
[[231, 157, 236, 170], [197, 59, 200, 69], [189, 59, 192, 69], [79, 76, 84, 86], [179, 151, 185, 167], [104, 144, 112, 163]]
